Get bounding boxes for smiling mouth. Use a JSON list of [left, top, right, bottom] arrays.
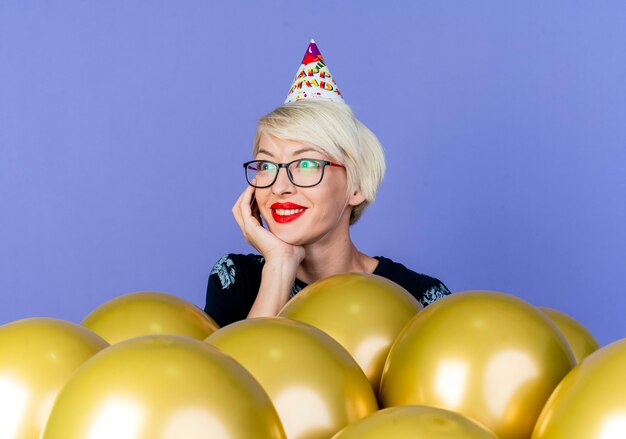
[[271, 208, 306, 223]]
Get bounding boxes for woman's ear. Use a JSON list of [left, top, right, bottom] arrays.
[[348, 188, 366, 207]]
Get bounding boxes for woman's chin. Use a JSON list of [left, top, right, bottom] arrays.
[[274, 233, 305, 246], [268, 227, 309, 247]]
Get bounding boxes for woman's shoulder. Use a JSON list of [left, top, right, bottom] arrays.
[[373, 256, 451, 306], [209, 253, 265, 289], [211, 253, 265, 269], [206, 253, 265, 327]]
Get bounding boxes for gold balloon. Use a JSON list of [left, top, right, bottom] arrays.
[[532, 338, 626, 438], [539, 306, 600, 364], [380, 291, 575, 439], [278, 273, 422, 394], [41, 335, 286, 439], [332, 405, 499, 439], [0, 318, 108, 439], [205, 317, 378, 439], [82, 291, 219, 344]]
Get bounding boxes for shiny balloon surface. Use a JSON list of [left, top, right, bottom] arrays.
[[205, 317, 378, 439], [0, 318, 108, 439], [332, 405, 498, 439], [82, 291, 219, 344], [380, 291, 575, 439], [539, 306, 600, 364], [278, 273, 422, 393], [41, 335, 286, 439], [532, 337, 626, 438]]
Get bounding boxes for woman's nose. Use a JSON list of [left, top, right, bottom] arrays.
[[271, 167, 295, 195]]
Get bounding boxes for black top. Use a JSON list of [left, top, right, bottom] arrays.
[[204, 253, 450, 327]]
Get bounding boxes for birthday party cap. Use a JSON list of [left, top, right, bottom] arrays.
[[285, 39, 344, 104]]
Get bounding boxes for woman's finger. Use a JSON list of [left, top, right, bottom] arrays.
[[233, 185, 265, 243], [239, 187, 259, 228], [250, 196, 263, 227], [232, 189, 247, 228], [232, 186, 254, 232]]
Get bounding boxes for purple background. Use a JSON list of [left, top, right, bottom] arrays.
[[1, 2, 625, 346]]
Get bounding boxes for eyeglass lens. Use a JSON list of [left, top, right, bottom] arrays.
[[246, 159, 324, 187]]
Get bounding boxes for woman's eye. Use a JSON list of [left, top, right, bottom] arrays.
[[259, 162, 276, 172], [297, 160, 320, 169]]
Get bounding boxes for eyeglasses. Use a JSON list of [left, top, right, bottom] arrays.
[[243, 158, 346, 188]]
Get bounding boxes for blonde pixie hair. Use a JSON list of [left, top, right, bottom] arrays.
[[253, 99, 385, 225]]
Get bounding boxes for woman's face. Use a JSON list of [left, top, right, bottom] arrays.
[[253, 134, 364, 246]]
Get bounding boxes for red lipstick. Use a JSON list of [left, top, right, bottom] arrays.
[[270, 202, 307, 224]]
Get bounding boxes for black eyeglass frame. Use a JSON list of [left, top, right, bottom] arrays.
[[243, 159, 346, 188]]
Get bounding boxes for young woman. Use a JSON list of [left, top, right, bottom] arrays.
[[204, 99, 450, 327]]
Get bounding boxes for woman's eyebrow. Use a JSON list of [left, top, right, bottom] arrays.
[[256, 149, 274, 157], [256, 147, 319, 158], [292, 147, 318, 155]]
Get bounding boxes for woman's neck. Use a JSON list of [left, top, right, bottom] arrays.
[[296, 232, 378, 284]]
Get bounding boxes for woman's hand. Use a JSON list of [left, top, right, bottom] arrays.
[[233, 184, 305, 318], [232, 184, 305, 265]]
